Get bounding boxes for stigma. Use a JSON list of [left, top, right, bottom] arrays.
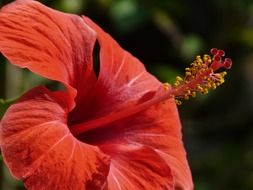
[[169, 48, 232, 105]]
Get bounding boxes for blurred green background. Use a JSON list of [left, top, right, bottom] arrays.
[[0, 0, 253, 189]]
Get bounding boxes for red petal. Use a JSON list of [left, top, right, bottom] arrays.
[[78, 100, 193, 190], [68, 18, 193, 189], [0, 2, 193, 189], [0, 0, 97, 108], [124, 101, 193, 190], [105, 145, 174, 190], [0, 87, 110, 190], [69, 17, 162, 124]]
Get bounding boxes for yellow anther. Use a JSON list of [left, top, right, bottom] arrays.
[[176, 76, 183, 81], [221, 71, 227, 77], [220, 78, 225, 84], [207, 83, 212, 88], [175, 100, 182, 105], [184, 95, 189, 100], [174, 83, 179, 86], [212, 83, 217, 90], [203, 54, 211, 62], [186, 72, 192, 76], [191, 91, 196, 98], [197, 85, 203, 91], [163, 83, 170, 90], [203, 88, 209, 94]]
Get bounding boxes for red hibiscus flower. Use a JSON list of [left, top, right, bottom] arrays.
[[0, 1, 232, 190]]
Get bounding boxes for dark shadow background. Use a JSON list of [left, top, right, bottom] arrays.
[[0, 0, 253, 189]]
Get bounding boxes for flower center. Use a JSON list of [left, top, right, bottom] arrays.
[[70, 48, 232, 136]]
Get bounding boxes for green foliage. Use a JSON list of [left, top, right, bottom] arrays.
[[180, 34, 204, 60], [152, 64, 180, 84], [57, 0, 86, 13], [109, 0, 148, 33]]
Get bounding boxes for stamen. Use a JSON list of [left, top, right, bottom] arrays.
[[172, 48, 232, 105]]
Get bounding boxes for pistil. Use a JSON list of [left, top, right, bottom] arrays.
[[172, 48, 232, 105]]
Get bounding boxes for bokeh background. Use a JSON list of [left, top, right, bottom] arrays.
[[0, 0, 253, 189]]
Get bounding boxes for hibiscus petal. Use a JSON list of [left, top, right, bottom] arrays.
[[0, 1, 193, 189], [78, 99, 193, 190], [104, 144, 174, 190], [122, 100, 193, 190], [0, 0, 97, 107], [68, 18, 193, 189], [0, 86, 110, 190], [69, 17, 163, 124]]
